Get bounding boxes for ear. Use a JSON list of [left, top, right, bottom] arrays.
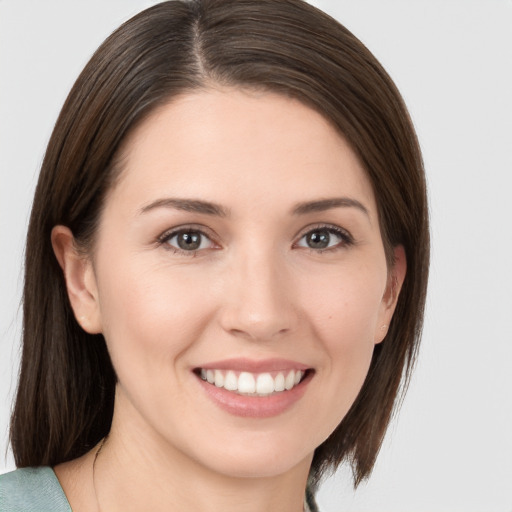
[[51, 225, 102, 334], [374, 245, 407, 344]]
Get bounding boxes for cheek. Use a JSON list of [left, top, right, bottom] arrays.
[[306, 266, 385, 348], [302, 267, 385, 412], [95, 262, 213, 381]]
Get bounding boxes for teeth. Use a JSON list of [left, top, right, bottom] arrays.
[[256, 373, 275, 395], [224, 370, 238, 391], [238, 372, 256, 393], [285, 370, 295, 390], [214, 370, 224, 387], [274, 372, 285, 392], [199, 369, 306, 395]]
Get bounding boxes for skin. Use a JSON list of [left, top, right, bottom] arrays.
[[52, 87, 405, 512]]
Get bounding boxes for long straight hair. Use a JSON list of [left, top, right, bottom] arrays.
[[11, 0, 429, 488]]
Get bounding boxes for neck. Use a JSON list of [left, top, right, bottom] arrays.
[[92, 396, 313, 512]]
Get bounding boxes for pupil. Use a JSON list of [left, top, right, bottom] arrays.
[[178, 232, 201, 250], [307, 230, 330, 249]]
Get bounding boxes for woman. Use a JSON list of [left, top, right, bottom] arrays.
[[0, 0, 429, 510]]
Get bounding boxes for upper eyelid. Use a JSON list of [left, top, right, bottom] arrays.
[[157, 224, 218, 242], [293, 223, 353, 241], [157, 226, 220, 256]]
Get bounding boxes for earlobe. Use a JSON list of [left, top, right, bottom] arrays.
[[375, 245, 407, 344], [51, 225, 102, 334]]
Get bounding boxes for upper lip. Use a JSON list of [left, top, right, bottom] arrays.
[[195, 358, 311, 373]]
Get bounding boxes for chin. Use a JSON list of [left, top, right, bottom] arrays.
[[185, 431, 316, 480], [204, 452, 311, 480]]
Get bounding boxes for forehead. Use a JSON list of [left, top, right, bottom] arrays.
[[108, 87, 377, 218]]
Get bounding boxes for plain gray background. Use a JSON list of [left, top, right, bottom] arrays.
[[1, 1, 511, 510]]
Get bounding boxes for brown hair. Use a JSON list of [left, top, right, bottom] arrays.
[[10, 0, 429, 490]]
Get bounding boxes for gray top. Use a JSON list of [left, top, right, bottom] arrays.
[[0, 466, 318, 511], [0, 467, 72, 511]]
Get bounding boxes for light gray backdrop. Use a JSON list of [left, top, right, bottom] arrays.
[[1, 1, 511, 511]]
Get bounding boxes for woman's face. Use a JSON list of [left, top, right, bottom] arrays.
[[67, 88, 403, 479]]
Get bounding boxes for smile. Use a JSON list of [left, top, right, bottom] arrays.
[[193, 359, 314, 417], [197, 368, 307, 396]]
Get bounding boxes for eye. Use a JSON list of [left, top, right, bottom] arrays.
[[160, 228, 216, 253], [295, 226, 353, 251]]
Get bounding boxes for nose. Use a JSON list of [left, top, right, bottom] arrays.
[[218, 248, 299, 342]]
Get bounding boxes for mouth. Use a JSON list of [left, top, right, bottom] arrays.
[[193, 368, 312, 397], [192, 358, 315, 417]]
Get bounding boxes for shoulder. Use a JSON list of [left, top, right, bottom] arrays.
[[0, 467, 72, 512]]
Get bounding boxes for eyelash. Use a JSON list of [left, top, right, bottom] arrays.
[[157, 223, 354, 256], [157, 226, 218, 257], [294, 224, 355, 253]]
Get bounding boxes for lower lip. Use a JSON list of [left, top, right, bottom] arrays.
[[196, 371, 313, 418]]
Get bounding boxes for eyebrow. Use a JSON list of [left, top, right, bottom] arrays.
[[139, 198, 228, 217], [139, 196, 368, 218], [292, 197, 369, 217]]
